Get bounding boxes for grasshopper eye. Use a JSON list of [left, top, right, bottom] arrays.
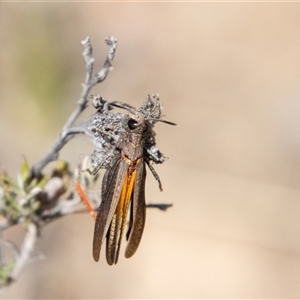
[[128, 118, 138, 130]]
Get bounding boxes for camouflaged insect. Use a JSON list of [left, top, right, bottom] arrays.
[[82, 94, 175, 265], [86, 94, 170, 174]]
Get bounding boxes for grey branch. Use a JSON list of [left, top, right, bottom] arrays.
[[0, 37, 118, 289], [30, 36, 118, 178], [10, 223, 38, 282]]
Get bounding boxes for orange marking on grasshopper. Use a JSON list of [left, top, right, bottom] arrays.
[[75, 182, 97, 221]]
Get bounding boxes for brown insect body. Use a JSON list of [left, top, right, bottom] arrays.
[[93, 112, 149, 265], [83, 94, 175, 265]]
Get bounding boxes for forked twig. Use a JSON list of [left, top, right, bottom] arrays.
[[0, 36, 118, 289], [30, 37, 118, 178]]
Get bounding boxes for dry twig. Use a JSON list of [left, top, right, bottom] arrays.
[[0, 36, 117, 288]]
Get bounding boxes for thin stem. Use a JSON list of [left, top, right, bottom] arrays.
[[10, 223, 37, 281], [30, 36, 118, 178]]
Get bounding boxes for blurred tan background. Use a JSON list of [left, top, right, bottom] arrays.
[[1, 2, 300, 298]]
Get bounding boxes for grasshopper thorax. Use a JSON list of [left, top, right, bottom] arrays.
[[119, 112, 150, 161]]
